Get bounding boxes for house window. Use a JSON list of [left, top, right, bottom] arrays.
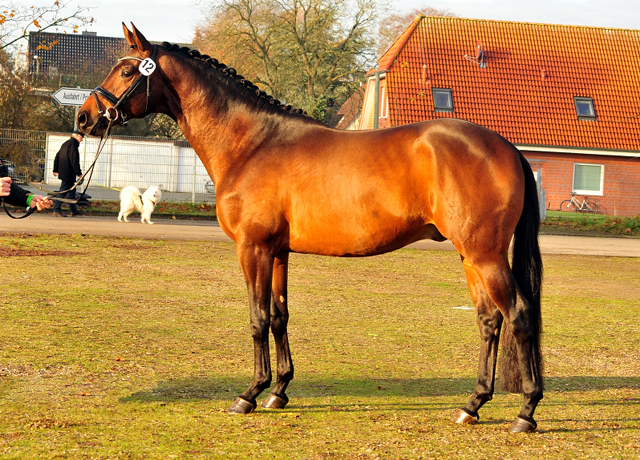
[[379, 85, 388, 118], [574, 97, 596, 120], [432, 88, 453, 112], [573, 163, 604, 196]]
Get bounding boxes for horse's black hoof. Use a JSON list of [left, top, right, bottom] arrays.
[[228, 397, 256, 414], [261, 393, 288, 409], [452, 409, 479, 425], [509, 416, 537, 433]]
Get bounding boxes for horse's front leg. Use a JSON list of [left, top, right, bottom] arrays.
[[262, 251, 294, 409], [229, 241, 275, 414]]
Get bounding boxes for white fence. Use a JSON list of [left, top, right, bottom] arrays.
[[44, 134, 213, 194]]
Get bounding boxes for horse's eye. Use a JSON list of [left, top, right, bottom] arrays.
[[121, 69, 133, 78]]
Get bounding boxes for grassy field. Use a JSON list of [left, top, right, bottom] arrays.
[[543, 211, 640, 237], [0, 234, 639, 459]]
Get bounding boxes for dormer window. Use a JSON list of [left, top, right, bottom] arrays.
[[433, 88, 453, 112], [574, 97, 596, 120]]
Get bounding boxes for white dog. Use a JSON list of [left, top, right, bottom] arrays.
[[118, 185, 163, 224]]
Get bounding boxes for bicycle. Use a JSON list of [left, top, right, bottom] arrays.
[[559, 193, 599, 213]]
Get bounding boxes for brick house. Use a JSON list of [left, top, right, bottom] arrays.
[[356, 16, 640, 216]]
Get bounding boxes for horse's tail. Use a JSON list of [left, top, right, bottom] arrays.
[[497, 150, 544, 393]]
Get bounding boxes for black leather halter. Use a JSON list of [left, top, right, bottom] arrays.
[[91, 44, 158, 125]]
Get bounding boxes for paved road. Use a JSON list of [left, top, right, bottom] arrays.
[[2, 213, 640, 257]]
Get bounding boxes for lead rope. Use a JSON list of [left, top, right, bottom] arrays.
[[1, 199, 37, 220], [2, 120, 115, 219]]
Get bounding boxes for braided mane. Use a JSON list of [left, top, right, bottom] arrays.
[[159, 42, 306, 115]]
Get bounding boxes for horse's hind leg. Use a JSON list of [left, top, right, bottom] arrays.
[[464, 256, 543, 433], [453, 257, 503, 425], [262, 251, 294, 409]]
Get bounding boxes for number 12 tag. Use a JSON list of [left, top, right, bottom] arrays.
[[139, 58, 156, 76]]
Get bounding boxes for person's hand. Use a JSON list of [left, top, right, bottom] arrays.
[[29, 195, 53, 211], [53, 172, 58, 177], [0, 177, 11, 197]]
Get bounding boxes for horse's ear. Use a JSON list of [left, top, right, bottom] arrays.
[[130, 23, 153, 55], [122, 23, 135, 46]]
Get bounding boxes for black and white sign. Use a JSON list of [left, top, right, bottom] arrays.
[[52, 87, 93, 106]]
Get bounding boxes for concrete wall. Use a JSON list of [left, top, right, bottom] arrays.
[[44, 134, 212, 194]]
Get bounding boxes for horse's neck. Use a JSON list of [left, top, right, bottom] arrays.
[[163, 59, 288, 186]]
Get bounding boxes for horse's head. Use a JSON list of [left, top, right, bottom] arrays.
[[77, 23, 160, 136]]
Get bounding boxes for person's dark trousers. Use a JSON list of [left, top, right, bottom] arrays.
[[53, 179, 79, 215]]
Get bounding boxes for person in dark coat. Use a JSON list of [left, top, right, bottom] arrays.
[[52, 130, 85, 217]]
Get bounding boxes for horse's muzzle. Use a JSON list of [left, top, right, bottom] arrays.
[[77, 109, 105, 137]]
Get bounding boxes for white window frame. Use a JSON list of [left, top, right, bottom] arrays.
[[572, 163, 604, 196], [379, 86, 388, 118]]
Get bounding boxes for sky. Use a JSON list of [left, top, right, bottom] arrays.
[[27, 0, 640, 45]]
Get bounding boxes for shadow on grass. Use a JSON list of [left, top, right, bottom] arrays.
[[120, 375, 640, 404]]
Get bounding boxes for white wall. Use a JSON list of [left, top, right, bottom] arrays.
[[44, 134, 213, 194]]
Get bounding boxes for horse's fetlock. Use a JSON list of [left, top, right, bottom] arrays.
[[278, 369, 294, 382], [473, 390, 493, 403], [524, 389, 543, 404]]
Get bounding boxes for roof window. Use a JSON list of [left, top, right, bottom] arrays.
[[574, 97, 596, 120], [433, 88, 453, 112]]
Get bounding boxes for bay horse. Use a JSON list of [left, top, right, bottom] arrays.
[[77, 24, 543, 433]]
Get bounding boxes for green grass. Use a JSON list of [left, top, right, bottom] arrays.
[[543, 211, 640, 237], [0, 234, 639, 458]]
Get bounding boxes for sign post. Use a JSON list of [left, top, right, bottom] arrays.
[[52, 87, 93, 130]]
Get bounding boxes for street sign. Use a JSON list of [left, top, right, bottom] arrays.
[[52, 87, 93, 106]]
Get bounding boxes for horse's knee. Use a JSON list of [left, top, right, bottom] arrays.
[[270, 314, 288, 334], [477, 310, 502, 338], [250, 327, 268, 342], [249, 317, 270, 341]]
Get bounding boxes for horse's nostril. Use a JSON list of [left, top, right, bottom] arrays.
[[77, 110, 87, 128]]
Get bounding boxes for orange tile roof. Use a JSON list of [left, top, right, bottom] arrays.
[[378, 16, 640, 151], [377, 15, 422, 73]]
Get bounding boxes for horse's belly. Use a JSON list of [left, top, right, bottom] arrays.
[[288, 218, 443, 257]]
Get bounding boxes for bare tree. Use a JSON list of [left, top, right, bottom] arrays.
[[378, 5, 455, 56], [0, 1, 93, 52], [194, 0, 378, 122], [195, 0, 281, 95], [0, 1, 93, 131]]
